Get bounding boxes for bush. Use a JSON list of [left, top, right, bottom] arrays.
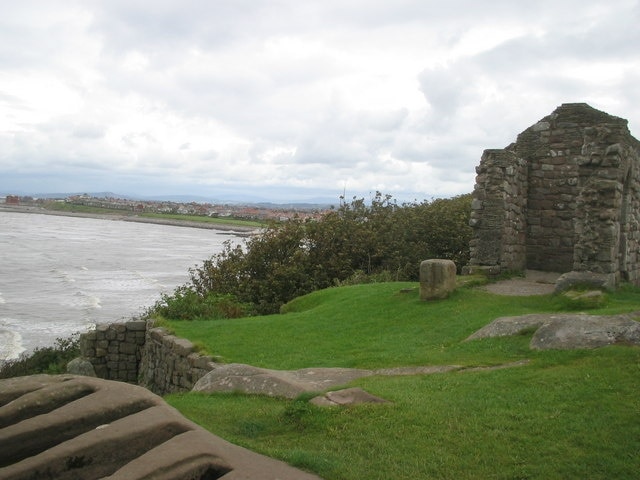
[[0, 334, 80, 379], [151, 286, 252, 320], [150, 192, 472, 317]]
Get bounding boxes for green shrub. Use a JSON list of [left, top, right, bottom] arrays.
[[0, 334, 80, 379], [151, 286, 252, 320], [155, 192, 472, 316]]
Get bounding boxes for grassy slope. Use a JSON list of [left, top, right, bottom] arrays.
[[43, 202, 263, 228], [139, 212, 264, 228], [166, 283, 640, 479]]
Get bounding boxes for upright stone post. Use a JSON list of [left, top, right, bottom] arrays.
[[420, 259, 457, 300]]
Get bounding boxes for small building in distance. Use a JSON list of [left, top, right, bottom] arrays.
[[465, 103, 640, 286]]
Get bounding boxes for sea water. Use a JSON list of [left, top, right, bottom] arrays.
[[0, 211, 241, 361]]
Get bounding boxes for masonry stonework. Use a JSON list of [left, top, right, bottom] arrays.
[[139, 326, 217, 395], [79, 321, 217, 395], [466, 103, 640, 286], [79, 320, 147, 383]]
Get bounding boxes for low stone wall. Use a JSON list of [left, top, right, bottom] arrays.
[[138, 326, 217, 395], [79, 320, 147, 383], [79, 321, 217, 395]]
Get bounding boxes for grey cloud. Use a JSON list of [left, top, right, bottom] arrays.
[[418, 67, 470, 121], [0, 91, 28, 107], [90, 0, 306, 55], [121, 132, 157, 148], [357, 108, 408, 132], [288, 104, 410, 168], [2, 0, 639, 202], [72, 124, 105, 139]]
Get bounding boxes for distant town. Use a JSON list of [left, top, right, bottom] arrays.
[[0, 193, 330, 223]]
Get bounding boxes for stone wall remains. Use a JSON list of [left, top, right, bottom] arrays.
[[466, 103, 640, 285], [79, 321, 217, 395], [469, 149, 527, 272], [138, 326, 217, 395], [79, 320, 147, 383]]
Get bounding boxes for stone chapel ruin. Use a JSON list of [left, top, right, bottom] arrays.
[[465, 103, 640, 287]]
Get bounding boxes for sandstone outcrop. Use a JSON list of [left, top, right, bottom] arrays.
[[193, 364, 374, 398], [553, 270, 616, 293], [0, 374, 322, 480], [467, 312, 640, 350], [192, 363, 529, 399]]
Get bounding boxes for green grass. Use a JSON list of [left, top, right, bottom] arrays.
[[139, 212, 264, 228], [165, 283, 640, 479], [42, 202, 264, 228], [43, 201, 132, 215]]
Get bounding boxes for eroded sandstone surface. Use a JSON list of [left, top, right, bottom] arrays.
[[0, 374, 322, 480], [467, 312, 640, 349]]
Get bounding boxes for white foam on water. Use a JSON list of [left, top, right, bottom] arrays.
[[60, 291, 103, 311], [50, 267, 76, 284], [86, 294, 102, 310], [1, 210, 239, 355], [0, 321, 26, 361]]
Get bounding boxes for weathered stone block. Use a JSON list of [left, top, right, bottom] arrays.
[[126, 320, 147, 331], [83, 331, 97, 341], [106, 361, 118, 370], [135, 331, 146, 345], [120, 342, 138, 355], [66, 357, 97, 377], [171, 338, 194, 356], [149, 327, 168, 341], [420, 259, 457, 300], [162, 335, 178, 348], [554, 270, 616, 293]]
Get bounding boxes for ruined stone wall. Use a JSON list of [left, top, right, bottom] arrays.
[[138, 326, 217, 395], [514, 107, 584, 272], [79, 321, 216, 395], [467, 103, 640, 284], [79, 320, 147, 383], [468, 149, 527, 272], [574, 124, 640, 282]]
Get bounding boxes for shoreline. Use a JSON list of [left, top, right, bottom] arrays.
[[0, 205, 260, 236]]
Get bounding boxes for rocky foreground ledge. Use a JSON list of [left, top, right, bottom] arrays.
[[0, 374, 321, 480]]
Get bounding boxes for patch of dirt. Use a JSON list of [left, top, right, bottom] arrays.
[[481, 270, 561, 296]]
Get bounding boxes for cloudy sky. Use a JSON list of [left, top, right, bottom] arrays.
[[1, 0, 639, 203]]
